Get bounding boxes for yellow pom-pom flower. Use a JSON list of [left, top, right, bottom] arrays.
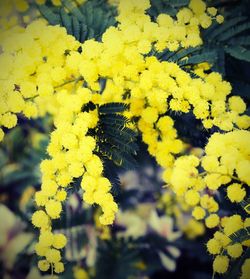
[[213, 255, 229, 274], [205, 214, 219, 228]]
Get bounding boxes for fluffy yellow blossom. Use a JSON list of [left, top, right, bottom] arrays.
[[223, 215, 244, 236], [205, 214, 220, 228], [45, 248, 61, 263], [39, 231, 54, 247], [54, 262, 65, 273], [213, 255, 229, 274], [53, 234, 67, 249], [32, 210, 50, 228], [38, 260, 50, 272], [229, 96, 246, 113], [227, 243, 243, 258], [227, 183, 246, 203], [206, 238, 222, 255], [192, 206, 205, 220], [45, 200, 62, 219], [185, 190, 200, 206], [216, 15, 224, 24]]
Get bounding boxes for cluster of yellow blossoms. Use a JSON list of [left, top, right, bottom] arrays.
[[32, 91, 117, 272], [164, 130, 250, 275], [165, 130, 249, 218], [1, 0, 250, 275], [207, 215, 249, 277]]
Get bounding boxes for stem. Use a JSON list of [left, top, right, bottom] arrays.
[[51, 263, 54, 277], [54, 76, 83, 89], [199, 171, 242, 182]]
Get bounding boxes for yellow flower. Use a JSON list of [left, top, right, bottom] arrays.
[[216, 15, 224, 24], [227, 243, 243, 258], [53, 234, 67, 249], [45, 248, 61, 263], [54, 262, 64, 273], [45, 200, 62, 219], [227, 183, 246, 203], [205, 214, 219, 228], [38, 260, 50, 272], [213, 255, 229, 274], [206, 239, 222, 255], [192, 206, 205, 220], [185, 190, 200, 206], [32, 210, 50, 228]]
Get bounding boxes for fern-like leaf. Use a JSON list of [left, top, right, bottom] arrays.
[[95, 239, 140, 279], [60, 8, 73, 35], [38, 0, 117, 43], [178, 52, 217, 66], [93, 102, 138, 170], [38, 5, 61, 25], [218, 22, 250, 42], [148, 0, 189, 18], [225, 46, 250, 62], [61, 0, 84, 21], [99, 103, 129, 114], [72, 16, 81, 41], [228, 35, 250, 46], [229, 227, 250, 245], [205, 16, 247, 41]]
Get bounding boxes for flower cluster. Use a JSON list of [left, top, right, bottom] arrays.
[[164, 130, 250, 274], [207, 215, 249, 277], [165, 130, 250, 217], [32, 90, 117, 272], [0, 19, 118, 273], [0, 20, 80, 141], [1, 0, 250, 275]]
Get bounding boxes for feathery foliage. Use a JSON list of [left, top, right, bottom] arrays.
[[38, 0, 117, 42], [95, 103, 138, 170], [95, 238, 140, 279]]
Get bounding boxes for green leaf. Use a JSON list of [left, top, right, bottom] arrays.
[[38, 1, 117, 43], [101, 114, 129, 126], [100, 143, 137, 169], [219, 22, 250, 42], [178, 52, 216, 66], [168, 0, 189, 7], [148, 0, 189, 18], [228, 35, 250, 46], [80, 23, 88, 42], [93, 102, 138, 170], [207, 16, 247, 40], [104, 127, 134, 142], [61, 0, 83, 21], [170, 47, 201, 62], [85, 4, 94, 26], [108, 136, 138, 155], [229, 227, 250, 245], [72, 16, 81, 41], [212, 47, 225, 76], [99, 103, 129, 114], [60, 8, 73, 35], [38, 5, 61, 25], [87, 28, 95, 40], [225, 46, 250, 62], [95, 239, 140, 279], [240, 197, 250, 214]]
